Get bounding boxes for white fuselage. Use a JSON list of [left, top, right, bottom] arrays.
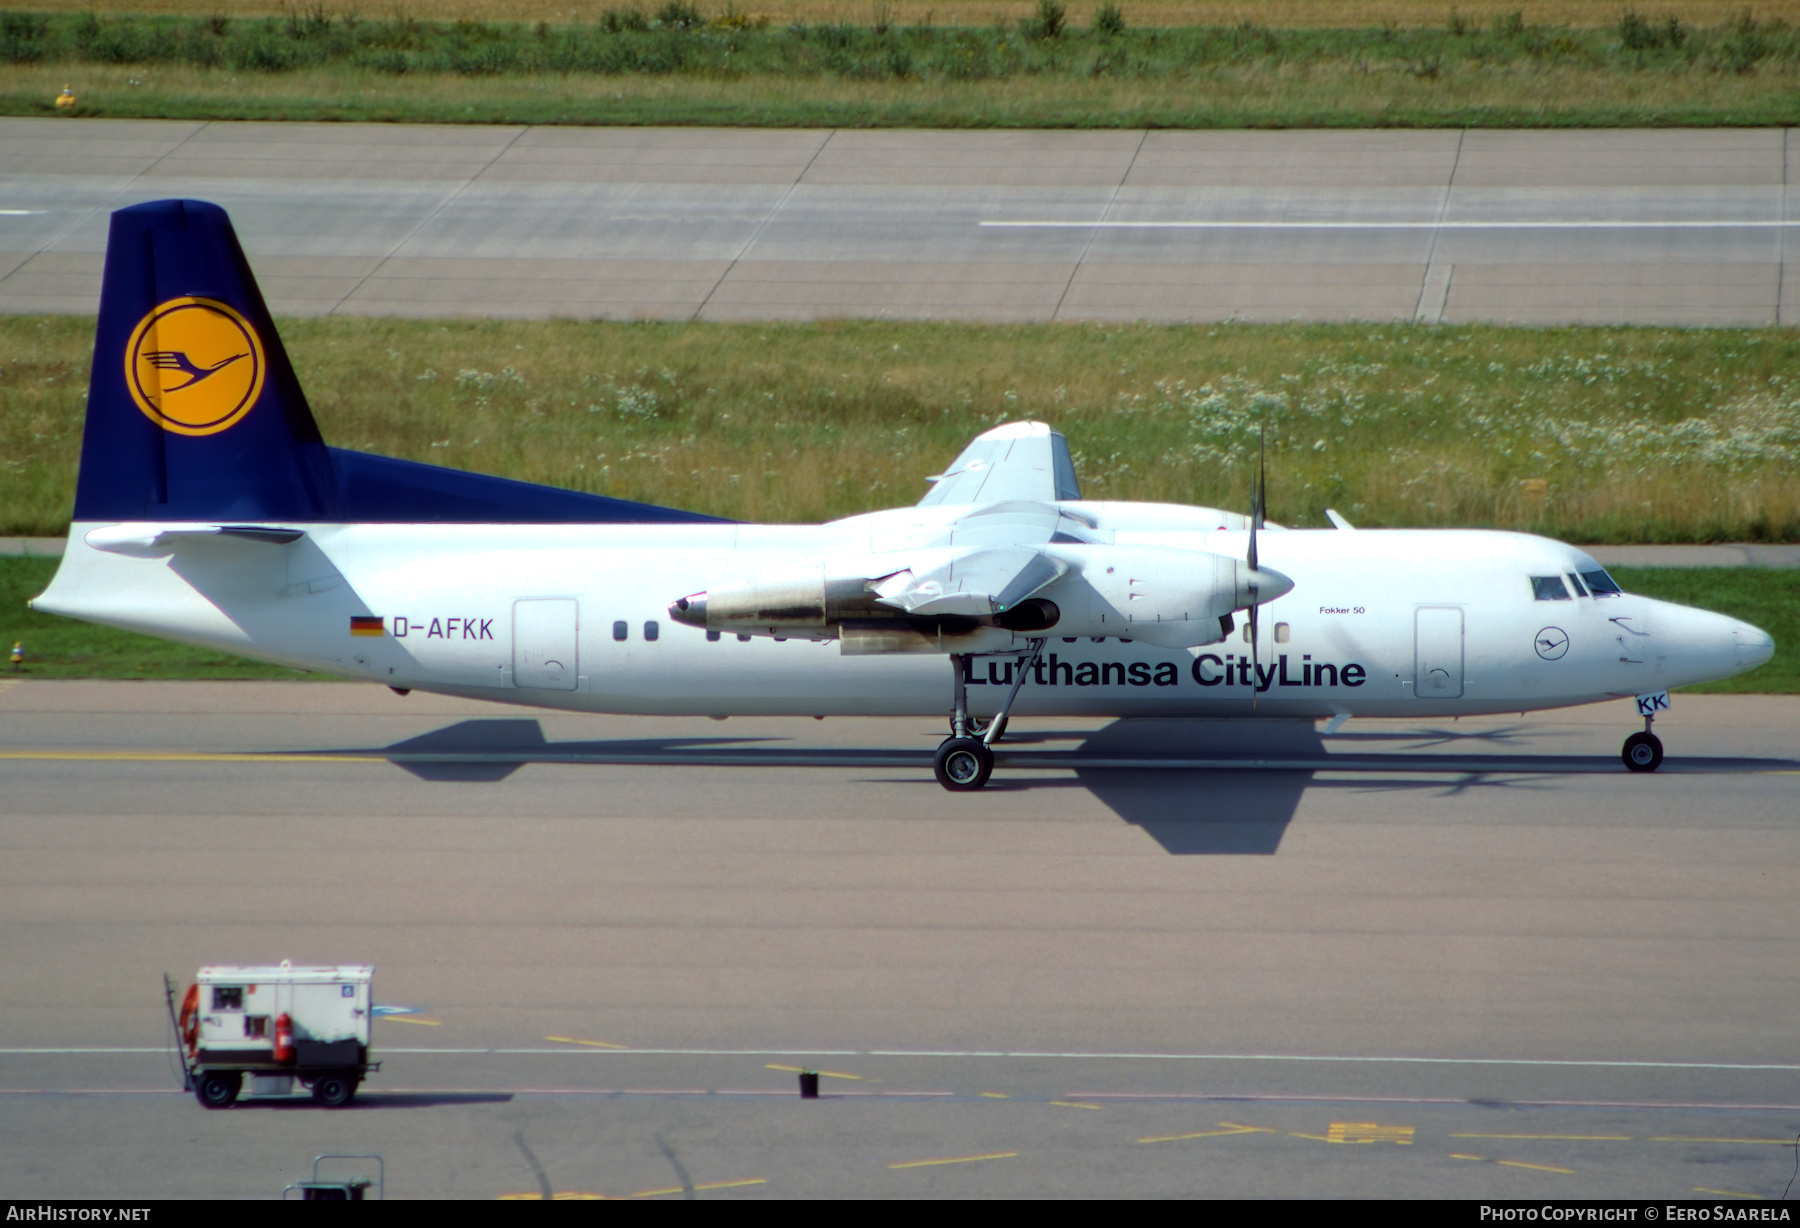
[[37, 501, 1772, 722]]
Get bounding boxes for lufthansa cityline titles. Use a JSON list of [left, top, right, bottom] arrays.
[[961, 651, 1368, 693]]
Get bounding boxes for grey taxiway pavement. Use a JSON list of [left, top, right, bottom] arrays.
[[2, 680, 1798, 1198], [2, 120, 1796, 326]]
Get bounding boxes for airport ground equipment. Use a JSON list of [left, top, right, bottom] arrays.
[[282, 1155, 383, 1200], [170, 962, 378, 1108]]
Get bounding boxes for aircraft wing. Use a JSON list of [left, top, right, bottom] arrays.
[[872, 546, 1068, 618], [919, 421, 1081, 507]]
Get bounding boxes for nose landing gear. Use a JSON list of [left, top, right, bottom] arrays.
[[1622, 706, 1664, 773]]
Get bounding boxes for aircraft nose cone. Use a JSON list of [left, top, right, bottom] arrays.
[[1734, 621, 1775, 669], [669, 592, 708, 628]]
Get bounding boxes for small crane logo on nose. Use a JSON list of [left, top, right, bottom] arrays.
[[1535, 626, 1570, 660]]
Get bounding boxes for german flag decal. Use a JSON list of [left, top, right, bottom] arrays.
[[349, 616, 385, 637]]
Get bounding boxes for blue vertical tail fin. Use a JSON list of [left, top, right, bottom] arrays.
[[74, 198, 345, 523], [73, 198, 725, 527]]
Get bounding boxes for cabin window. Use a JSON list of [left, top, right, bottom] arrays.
[[244, 1015, 268, 1039], [707, 630, 720, 642], [1566, 572, 1589, 597], [644, 621, 660, 642], [1274, 622, 1291, 643], [612, 620, 628, 641], [1581, 569, 1623, 597], [1531, 575, 1572, 601], [212, 986, 243, 1011]]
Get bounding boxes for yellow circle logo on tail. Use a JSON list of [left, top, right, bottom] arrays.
[[125, 297, 265, 436]]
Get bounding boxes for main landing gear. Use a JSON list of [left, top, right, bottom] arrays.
[[1622, 709, 1664, 773], [935, 641, 1045, 792]]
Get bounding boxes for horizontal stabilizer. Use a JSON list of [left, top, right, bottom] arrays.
[[84, 523, 304, 556]]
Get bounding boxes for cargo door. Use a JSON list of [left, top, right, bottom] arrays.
[[1414, 606, 1464, 699], [513, 598, 579, 691]]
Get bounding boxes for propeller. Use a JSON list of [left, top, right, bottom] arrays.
[[1247, 425, 1266, 711]]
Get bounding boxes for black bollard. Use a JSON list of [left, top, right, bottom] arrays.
[[798, 1070, 819, 1099]]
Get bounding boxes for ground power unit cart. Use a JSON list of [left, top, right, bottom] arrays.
[[166, 963, 379, 1108]]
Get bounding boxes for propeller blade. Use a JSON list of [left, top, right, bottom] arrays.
[[1247, 422, 1267, 713], [1248, 595, 1259, 713], [1247, 422, 1265, 573]]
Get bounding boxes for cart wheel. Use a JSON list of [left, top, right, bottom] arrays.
[[195, 1070, 240, 1109], [311, 1072, 356, 1108]]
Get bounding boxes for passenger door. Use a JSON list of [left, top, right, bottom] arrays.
[[513, 598, 579, 691], [1414, 606, 1464, 699]]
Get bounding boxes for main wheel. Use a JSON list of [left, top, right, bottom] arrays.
[[311, 1072, 357, 1108], [934, 737, 994, 791], [1622, 731, 1663, 773], [195, 1070, 240, 1109]]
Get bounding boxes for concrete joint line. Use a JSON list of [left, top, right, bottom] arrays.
[[1052, 130, 1147, 323], [1414, 129, 1465, 324], [330, 124, 530, 316], [693, 130, 836, 322], [1778, 127, 1792, 326], [0, 119, 213, 298]]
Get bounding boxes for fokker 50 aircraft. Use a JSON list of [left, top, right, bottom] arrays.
[[33, 200, 1777, 790]]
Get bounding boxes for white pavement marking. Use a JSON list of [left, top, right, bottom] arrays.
[[983, 219, 1800, 229]]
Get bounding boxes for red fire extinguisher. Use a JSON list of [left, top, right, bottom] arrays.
[[273, 1013, 294, 1065]]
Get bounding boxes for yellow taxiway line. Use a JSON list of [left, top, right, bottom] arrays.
[[0, 750, 382, 763], [632, 1178, 767, 1197], [889, 1152, 1018, 1170], [766, 1063, 864, 1080], [546, 1036, 629, 1050]]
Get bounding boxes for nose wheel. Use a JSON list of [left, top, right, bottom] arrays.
[[1622, 730, 1663, 772]]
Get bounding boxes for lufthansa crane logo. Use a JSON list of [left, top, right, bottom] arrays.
[[1534, 626, 1570, 660], [124, 297, 265, 436]]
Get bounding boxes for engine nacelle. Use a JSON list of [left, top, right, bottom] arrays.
[[669, 544, 1291, 654], [669, 567, 886, 640], [1034, 544, 1293, 649]]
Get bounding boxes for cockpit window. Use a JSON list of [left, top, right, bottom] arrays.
[[1580, 569, 1623, 597], [1566, 572, 1589, 597], [1531, 575, 1572, 601]]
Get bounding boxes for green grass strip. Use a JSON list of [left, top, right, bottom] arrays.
[[8, 316, 1799, 542], [3, 9, 1798, 127]]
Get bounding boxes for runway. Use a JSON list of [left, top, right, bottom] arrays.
[[1, 120, 1795, 326], [2, 680, 1798, 1198]]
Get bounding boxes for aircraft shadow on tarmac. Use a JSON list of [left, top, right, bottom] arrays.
[[377, 719, 782, 782], [1030, 718, 1557, 855], [345, 716, 1694, 856]]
